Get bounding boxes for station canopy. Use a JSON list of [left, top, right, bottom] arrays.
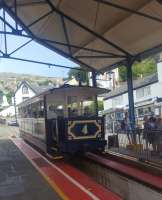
[[3, 0, 162, 72]]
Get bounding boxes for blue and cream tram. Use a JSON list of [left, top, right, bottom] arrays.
[[18, 85, 107, 154]]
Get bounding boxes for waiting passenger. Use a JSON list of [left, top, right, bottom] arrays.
[[84, 106, 90, 116], [155, 117, 162, 152], [124, 112, 132, 144], [148, 115, 157, 152], [143, 115, 149, 149]]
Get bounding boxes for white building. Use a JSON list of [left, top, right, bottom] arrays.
[[0, 106, 15, 117], [13, 81, 36, 105], [0, 81, 54, 117], [0, 94, 9, 108], [103, 62, 162, 120], [1, 95, 9, 107], [89, 68, 119, 89]]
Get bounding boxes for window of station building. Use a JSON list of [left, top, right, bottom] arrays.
[[136, 86, 151, 99], [112, 95, 123, 107], [138, 108, 144, 116], [22, 85, 29, 94], [115, 111, 124, 120]]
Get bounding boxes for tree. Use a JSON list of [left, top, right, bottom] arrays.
[[118, 57, 157, 81], [0, 90, 3, 96], [88, 100, 104, 113], [98, 100, 104, 111], [6, 91, 14, 104], [68, 68, 89, 85], [38, 79, 50, 86]]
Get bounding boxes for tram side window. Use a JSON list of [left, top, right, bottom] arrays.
[[31, 101, 44, 118], [39, 101, 44, 117], [67, 96, 78, 117]]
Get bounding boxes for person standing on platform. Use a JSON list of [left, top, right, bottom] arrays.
[[143, 115, 150, 150], [124, 112, 132, 144]]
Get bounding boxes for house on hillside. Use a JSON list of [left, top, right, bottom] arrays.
[[13, 80, 56, 105], [0, 80, 54, 117], [13, 81, 37, 105]]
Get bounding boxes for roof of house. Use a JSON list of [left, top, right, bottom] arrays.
[[29, 84, 54, 94], [15, 80, 55, 95], [104, 73, 158, 100]]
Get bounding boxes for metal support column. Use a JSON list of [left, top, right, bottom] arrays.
[[126, 58, 135, 130], [92, 71, 98, 116]]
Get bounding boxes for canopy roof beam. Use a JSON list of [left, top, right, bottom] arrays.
[[8, 39, 33, 56], [8, 1, 47, 8], [41, 38, 126, 57], [14, 0, 18, 30], [45, 0, 132, 56], [0, 30, 124, 57], [0, 55, 86, 71], [95, 0, 162, 24], [75, 55, 125, 59], [27, 10, 53, 28], [60, 15, 72, 55], [1, 1, 96, 71], [0, 15, 15, 32]]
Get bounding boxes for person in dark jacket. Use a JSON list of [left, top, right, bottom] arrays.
[[143, 115, 149, 150]]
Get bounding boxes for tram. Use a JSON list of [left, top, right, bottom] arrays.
[[18, 84, 107, 154]]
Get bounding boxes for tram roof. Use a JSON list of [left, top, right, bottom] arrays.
[[18, 85, 109, 107], [4, 0, 162, 72]]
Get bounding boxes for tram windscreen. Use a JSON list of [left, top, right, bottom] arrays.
[[67, 96, 95, 117]]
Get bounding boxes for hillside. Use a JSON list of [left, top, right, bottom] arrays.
[[0, 72, 63, 103]]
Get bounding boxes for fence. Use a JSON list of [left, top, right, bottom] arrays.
[[105, 121, 162, 165]]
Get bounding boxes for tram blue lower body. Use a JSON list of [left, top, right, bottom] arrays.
[[59, 140, 107, 153]]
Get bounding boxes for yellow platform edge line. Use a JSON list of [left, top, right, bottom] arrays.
[[35, 164, 70, 200], [11, 139, 70, 200]]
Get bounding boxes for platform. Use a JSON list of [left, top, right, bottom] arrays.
[[0, 139, 61, 200], [0, 138, 122, 200]]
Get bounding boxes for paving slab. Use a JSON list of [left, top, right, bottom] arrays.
[[0, 139, 61, 200]]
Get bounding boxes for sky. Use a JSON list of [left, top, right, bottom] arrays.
[[0, 10, 78, 78]]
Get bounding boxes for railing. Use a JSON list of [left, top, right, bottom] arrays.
[[105, 123, 162, 165]]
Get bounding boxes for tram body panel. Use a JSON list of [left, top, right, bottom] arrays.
[[48, 117, 106, 153], [18, 85, 108, 154]]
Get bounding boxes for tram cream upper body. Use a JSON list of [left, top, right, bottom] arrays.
[[18, 85, 109, 119]]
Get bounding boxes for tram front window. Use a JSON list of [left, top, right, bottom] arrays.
[[67, 96, 96, 117], [82, 96, 96, 117]]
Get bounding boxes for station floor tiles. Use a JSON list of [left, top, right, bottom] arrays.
[[0, 139, 61, 200]]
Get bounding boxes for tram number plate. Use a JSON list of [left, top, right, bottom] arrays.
[[67, 120, 102, 140]]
